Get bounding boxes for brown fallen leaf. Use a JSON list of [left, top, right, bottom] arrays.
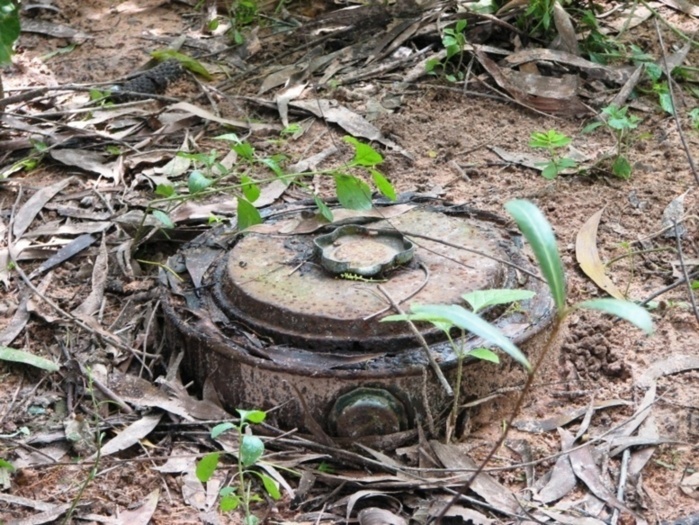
[[88, 413, 163, 460], [12, 177, 74, 239], [536, 429, 577, 504], [569, 443, 637, 516], [575, 207, 625, 300], [116, 488, 160, 525]]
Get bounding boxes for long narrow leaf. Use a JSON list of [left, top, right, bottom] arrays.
[[505, 199, 566, 315], [0, 346, 59, 372], [410, 304, 531, 371], [578, 299, 653, 334]]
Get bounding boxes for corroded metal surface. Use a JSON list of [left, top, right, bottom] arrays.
[[160, 199, 556, 439], [218, 209, 510, 351]]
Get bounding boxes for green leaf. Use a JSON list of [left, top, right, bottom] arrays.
[[241, 175, 261, 203], [577, 298, 653, 334], [211, 422, 236, 439], [258, 473, 281, 500], [371, 170, 396, 201], [215, 133, 241, 143], [344, 136, 383, 167], [260, 157, 284, 178], [237, 409, 266, 425], [381, 311, 454, 333], [240, 435, 264, 467], [245, 515, 260, 525], [334, 174, 372, 210], [0, 346, 59, 372], [236, 197, 262, 230], [219, 488, 240, 512], [150, 50, 212, 80], [505, 200, 566, 315], [151, 209, 175, 229], [541, 162, 559, 180], [407, 304, 531, 371], [468, 348, 500, 364], [612, 155, 632, 179], [530, 130, 571, 149], [233, 141, 255, 161], [0, 458, 15, 471], [558, 158, 578, 170], [0, 0, 20, 65], [462, 289, 536, 313], [689, 108, 699, 130], [314, 195, 334, 222], [188, 170, 214, 194], [658, 90, 674, 115], [196, 452, 220, 483], [582, 121, 604, 134]]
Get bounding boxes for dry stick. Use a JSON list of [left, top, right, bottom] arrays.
[[611, 449, 632, 525], [654, 18, 699, 185], [434, 316, 566, 523], [383, 229, 545, 283], [377, 284, 453, 397], [673, 221, 699, 322], [639, 269, 699, 306]]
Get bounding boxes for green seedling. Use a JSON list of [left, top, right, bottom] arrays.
[[385, 199, 652, 448], [144, 136, 395, 234], [578, 10, 623, 64], [0, 0, 20, 66], [425, 19, 468, 83], [425, 199, 653, 519], [596, 105, 640, 179], [222, 0, 259, 45], [529, 130, 578, 179], [689, 108, 699, 130], [383, 288, 536, 441], [197, 410, 280, 525]]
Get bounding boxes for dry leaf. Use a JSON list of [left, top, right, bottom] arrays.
[[117, 489, 160, 525], [89, 413, 163, 460], [13, 177, 74, 239], [576, 207, 625, 300]]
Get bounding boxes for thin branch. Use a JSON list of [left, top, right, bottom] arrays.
[[654, 18, 699, 184]]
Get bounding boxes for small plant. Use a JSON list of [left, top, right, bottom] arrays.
[[585, 105, 640, 179], [197, 409, 280, 524], [0, 0, 19, 66], [578, 9, 623, 64], [384, 199, 653, 451], [529, 130, 578, 179], [425, 19, 468, 82], [145, 136, 395, 235], [689, 108, 699, 130], [383, 289, 535, 440]]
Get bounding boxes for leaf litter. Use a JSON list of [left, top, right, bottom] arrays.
[[0, 0, 698, 523]]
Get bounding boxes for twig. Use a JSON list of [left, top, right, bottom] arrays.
[[377, 284, 453, 397], [654, 18, 699, 184], [378, 228, 545, 283], [673, 221, 699, 322], [639, 269, 699, 306], [363, 261, 431, 321], [611, 449, 631, 525]]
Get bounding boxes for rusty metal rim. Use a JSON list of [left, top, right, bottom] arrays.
[[160, 273, 554, 380]]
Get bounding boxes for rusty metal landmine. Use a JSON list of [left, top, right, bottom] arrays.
[[160, 197, 555, 443]]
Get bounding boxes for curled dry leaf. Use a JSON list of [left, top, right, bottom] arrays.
[[575, 207, 625, 300]]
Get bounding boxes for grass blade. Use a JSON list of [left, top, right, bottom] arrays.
[[505, 199, 566, 315]]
